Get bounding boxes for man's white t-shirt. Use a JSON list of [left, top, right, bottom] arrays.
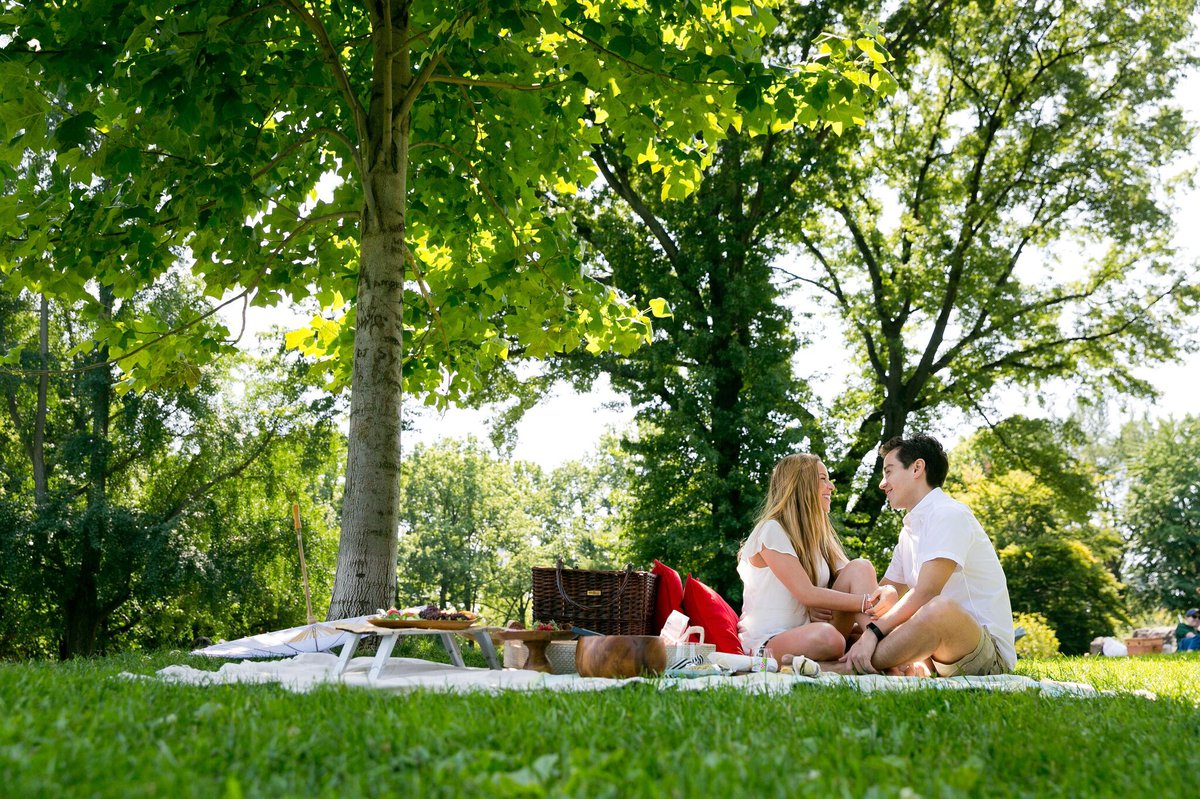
[[884, 488, 1016, 669], [737, 519, 842, 655]]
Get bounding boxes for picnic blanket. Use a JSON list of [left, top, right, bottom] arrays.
[[132, 653, 1148, 700]]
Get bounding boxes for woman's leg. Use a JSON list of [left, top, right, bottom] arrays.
[[765, 622, 845, 662], [829, 558, 878, 638]]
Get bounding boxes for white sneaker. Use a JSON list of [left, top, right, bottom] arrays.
[[790, 655, 820, 678]]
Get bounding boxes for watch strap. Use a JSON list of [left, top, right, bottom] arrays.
[[867, 622, 887, 641]]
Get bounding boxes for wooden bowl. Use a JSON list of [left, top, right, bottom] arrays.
[[575, 635, 667, 678]]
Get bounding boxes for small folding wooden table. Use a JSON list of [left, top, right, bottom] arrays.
[[331, 622, 501, 682]]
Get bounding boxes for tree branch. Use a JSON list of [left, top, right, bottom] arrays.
[[591, 144, 681, 265], [161, 429, 279, 526], [428, 74, 567, 92], [280, 0, 370, 173]]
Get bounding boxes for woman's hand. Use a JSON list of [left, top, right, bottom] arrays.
[[866, 585, 899, 619], [808, 607, 834, 623]]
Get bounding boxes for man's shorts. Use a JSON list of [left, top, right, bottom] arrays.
[[933, 627, 1010, 677]]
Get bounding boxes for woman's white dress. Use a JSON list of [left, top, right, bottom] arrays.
[[737, 519, 838, 654]]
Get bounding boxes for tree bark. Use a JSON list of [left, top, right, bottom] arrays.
[[327, 2, 410, 619], [32, 294, 49, 504], [60, 285, 113, 658]]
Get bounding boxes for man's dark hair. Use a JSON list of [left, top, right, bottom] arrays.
[[879, 434, 949, 488]]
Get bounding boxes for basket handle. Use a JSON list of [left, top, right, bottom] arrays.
[[553, 557, 637, 612], [682, 625, 706, 645]]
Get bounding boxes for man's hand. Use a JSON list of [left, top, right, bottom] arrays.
[[839, 632, 879, 674], [867, 585, 899, 619], [808, 607, 834, 623]]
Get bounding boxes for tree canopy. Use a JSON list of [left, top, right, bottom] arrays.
[[949, 417, 1125, 654], [786, 0, 1200, 535], [396, 435, 630, 624], [2, 1, 895, 615], [0, 283, 342, 658], [1122, 416, 1200, 611]]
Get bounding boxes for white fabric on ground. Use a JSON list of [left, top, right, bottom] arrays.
[[131, 654, 1151, 700], [190, 617, 372, 658]]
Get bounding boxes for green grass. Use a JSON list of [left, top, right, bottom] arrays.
[[1, 648, 1197, 798]]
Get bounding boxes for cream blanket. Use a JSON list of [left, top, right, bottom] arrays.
[[131, 653, 1145, 700]]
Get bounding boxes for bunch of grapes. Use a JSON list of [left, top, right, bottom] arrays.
[[418, 604, 471, 621]]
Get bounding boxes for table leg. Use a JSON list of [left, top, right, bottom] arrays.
[[439, 633, 466, 667], [471, 630, 501, 669], [333, 632, 362, 678], [368, 632, 400, 682]]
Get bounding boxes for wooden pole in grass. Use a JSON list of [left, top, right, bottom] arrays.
[[293, 503, 316, 624]]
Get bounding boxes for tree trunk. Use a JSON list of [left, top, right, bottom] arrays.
[[708, 265, 746, 601], [32, 294, 49, 504], [843, 388, 910, 531], [61, 286, 113, 658], [327, 4, 410, 619], [60, 522, 102, 659]]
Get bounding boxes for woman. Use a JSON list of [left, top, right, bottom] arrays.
[[738, 454, 878, 662]]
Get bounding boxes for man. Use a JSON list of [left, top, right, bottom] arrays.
[[1175, 609, 1200, 652], [837, 434, 1016, 676]]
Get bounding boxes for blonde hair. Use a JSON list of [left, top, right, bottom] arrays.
[[748, 454, 846, 586]]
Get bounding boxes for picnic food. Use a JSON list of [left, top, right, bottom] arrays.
[[417, 604, 471, 621], [534, 621, 572, 631], [376, 604, 471, 621], [377, 607, 421, 620]]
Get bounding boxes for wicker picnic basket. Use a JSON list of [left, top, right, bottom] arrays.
[[1124, 636, 1165, 655], [532, 559, 658, 636], [546, 640, 579, 674]]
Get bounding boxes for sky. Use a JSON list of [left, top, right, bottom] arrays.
[[224, 40, 1200, 471]]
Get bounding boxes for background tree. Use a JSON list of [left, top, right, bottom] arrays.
[[547, 1, 930, 600], [1121, 416, 1200, 611], [948, 417, 1126, 654], [788, 0, 1200, 543], [397, 438, 541, 617], [3, 1, 893, 618], [395, 436, 630, 624], [0, 284, 342, 658]]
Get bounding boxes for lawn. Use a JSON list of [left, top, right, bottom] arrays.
[[1, 644, 1196, 798]]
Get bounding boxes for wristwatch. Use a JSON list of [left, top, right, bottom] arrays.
[[866, 622, 887, 641]]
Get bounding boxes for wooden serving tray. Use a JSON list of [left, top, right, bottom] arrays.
[[368, 613, 479, 630]]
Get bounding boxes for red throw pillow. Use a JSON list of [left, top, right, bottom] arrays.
[[681, 574, 742, 654], [650, 560, 684, 634]]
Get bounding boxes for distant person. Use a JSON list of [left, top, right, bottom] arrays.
[[737, 454, 879, 663], [835, 434, 1016, 677], [1175, 608, 1200, 652]]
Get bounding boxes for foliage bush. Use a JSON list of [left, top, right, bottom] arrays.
[[1014, 612, 1060, 658], [1122, 416, 1200, 610], [1000, 538, 1125, 655], [950, 418, 1127, 656]]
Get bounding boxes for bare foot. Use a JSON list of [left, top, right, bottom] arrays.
[[818, 660, 853, 675], [897, 660, 933, 678]]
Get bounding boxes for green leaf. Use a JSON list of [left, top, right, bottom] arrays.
[[53, 111, 97, 152]]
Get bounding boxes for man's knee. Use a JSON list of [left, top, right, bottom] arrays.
[[916, 595, 970, 626]]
